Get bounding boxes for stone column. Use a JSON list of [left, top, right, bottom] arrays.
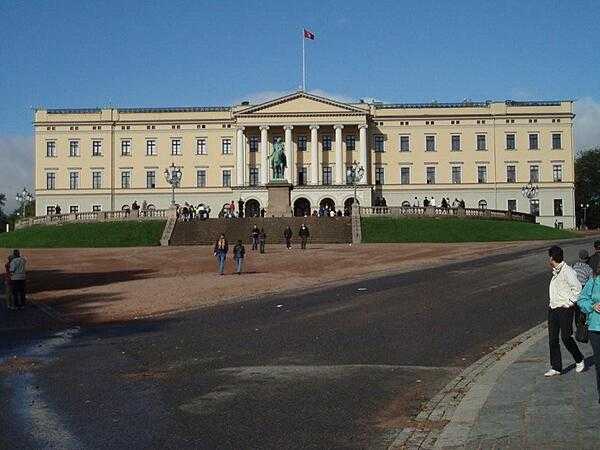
[[236, 126, 245, 186], [260, 125, 269, 185], [284, 125, 293, 183], [334, 125, 344, 184], [310, 125, 319, 185], [358, 124, 368, 184]]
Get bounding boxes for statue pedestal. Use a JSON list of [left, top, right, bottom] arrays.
[[266, 181, 293, 217]]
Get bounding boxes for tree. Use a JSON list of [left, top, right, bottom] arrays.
[[575, 147, 600, 228]]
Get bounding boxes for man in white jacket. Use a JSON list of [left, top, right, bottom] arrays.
[[545, 245, 585, 377]]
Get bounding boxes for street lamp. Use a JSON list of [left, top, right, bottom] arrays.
[[163, 163, 182, 207], [15, 188, 34, 218], [346, 160, 365, 207], [580, 203, 590, 230]]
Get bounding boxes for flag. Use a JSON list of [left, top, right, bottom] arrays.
[[303, 29, 315, 40]]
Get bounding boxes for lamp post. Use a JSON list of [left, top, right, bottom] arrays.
[[346, 160, 365, 207], [580, 203, 590, 230], [15, 188, 34, 218], [520, 181, 539, 214], [163, 163, 182, 207]]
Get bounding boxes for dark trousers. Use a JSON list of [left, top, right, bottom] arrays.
[[548, 307, 584, 371], [12, 280, 26, 307], [301, 237, 307, 249], [252, 236, 258, 250], [285, 238, 291, 249], [259, 241, 265, 253], [589, 331, 600, 400]]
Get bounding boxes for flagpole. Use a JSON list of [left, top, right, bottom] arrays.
[[302, 30, 306, 91]]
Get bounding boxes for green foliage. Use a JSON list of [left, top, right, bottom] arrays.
[[0, 221, 166, 248], [362, 217, 577, 243], [575, 147, 600, 228]]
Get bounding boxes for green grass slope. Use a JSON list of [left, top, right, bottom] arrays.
[[362, 217, 578, 243], [0, 221, 166, 248]]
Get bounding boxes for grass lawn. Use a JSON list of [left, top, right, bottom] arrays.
[[362, 217, 578, 243], [0, 221, 166, 248]]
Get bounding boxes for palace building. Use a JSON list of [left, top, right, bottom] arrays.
[[34, 91, 575, 228]]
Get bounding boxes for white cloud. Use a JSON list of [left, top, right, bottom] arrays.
[[574, 98, 600, 153], [233, 89, 357, 106], [0, 135, 34, 213]]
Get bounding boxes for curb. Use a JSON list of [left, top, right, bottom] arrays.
[[389, 321, 548, 449]]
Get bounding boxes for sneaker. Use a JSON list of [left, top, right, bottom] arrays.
[[576, 361, 585, 373], [544, 369, 561, 377]]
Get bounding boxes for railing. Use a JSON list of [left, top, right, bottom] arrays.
[[360, 206, 535, 223], [15, 208, 171, 230]]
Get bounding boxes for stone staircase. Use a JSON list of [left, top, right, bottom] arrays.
[[170, 217, 352, 246]]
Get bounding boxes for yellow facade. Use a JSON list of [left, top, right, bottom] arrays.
[[34, 91, 575, 227]]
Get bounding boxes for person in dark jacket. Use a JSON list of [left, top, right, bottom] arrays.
[[251, 225, 260, 251], [587, 241, 600, 274], [259, 228, 267, 254], [283, 226, 292, 249], [213, 234, 228, 275], [233, 240, 245, 274], [299, 224, 310, 249]]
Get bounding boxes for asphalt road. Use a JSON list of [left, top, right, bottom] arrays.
[[0, 239, 593, 449]]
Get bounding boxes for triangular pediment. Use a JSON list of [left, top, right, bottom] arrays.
[[235, 91, 368, 116]]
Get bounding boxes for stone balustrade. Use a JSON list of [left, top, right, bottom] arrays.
[[359, 206, 535, 223]]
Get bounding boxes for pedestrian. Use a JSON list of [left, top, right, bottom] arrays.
[[55, 204, 61, 215], [441, 198, 448, 209], [544, 245, 585, 377], [299, 224, 310, 249], [431, 197, 436, 207], [413, 197, 419, 207], [574, 249, 594, 342], [577, 267, 600, 403], [251, 225, 260, 251], [284, 226, 292, 249], [259, 228, 267, 254], [233, 240, 245, 275], [423, 197, 430, 207], [9, 249, 27, 309], [213, 234, 228, 275], [587, 240, 600, 274], [4, 254, 14, 310]]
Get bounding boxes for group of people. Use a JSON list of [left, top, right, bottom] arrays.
[[177, 202, 211, 221], [2, 249, 27, 311], [418, 197, 466, 209], [213, 224, 312, 275], [545, 241, 600, 404]]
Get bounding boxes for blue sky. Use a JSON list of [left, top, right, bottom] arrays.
[[1, 0, 600, 208]]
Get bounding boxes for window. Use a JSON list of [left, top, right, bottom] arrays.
[[171, 139, 182, 155], [323, 135, 332, 151], [426, 166, 436, 184], [399, 135, 410, 152], [249, 136, 260, 152], [530, 199, 540, 216], [69, 171, 79, 189], [69, 141, 80, 157], [46, 172, 56, 190], [345, 136, 355, 151], [451, 135, 461, 151], [222, 170, 231, 187], [400, 167, 410, 184], [46, 141, 56, 157], [146, 140, 157, 156], [375, 167, 385, 185], [506, 134, 515, 150], [92, 140, 102, 156], [92, 171, 102, 189], [554, 199, 563, 216], [529, 133, 539, 150], [529, 165, 539, 183], [322, 166, 333, 185], [121, 140, 131, 156], [552, 133, 562, 150], [70, 206, 79, 214], [196, 138, 207, 155], [249, 167, 259, 186], [222, 138, 232, 154], [477, 166, 487, 184], [92, 205, 102, 212], [298, 167, 308, 185], [476, 134, 487, 151], [451, 166, 462, 184], [478, 200, 488, 209], [553, 165, 563, 182], [146, 171, 156, 189], [121, 171, 131, 189], [506, 165, 516, 183], [425, 135, 436, 152], [298, 136, 307, 151], [507, 199, 517, 212], [46, 206, 55, 215], [374, 135, 384, 152], [196, 170, 206, 187]]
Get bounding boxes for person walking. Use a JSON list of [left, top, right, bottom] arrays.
[[213, 234, 228, 275], [545, 245, 585, 377], [9, 250, 27, 309], [4, 254, 14, 310], [574, 249, 595, 338], [577, 268, 600, 403], [233, 240, 245, 275], [259, 228, 267, 254], [283, 226, 292, 249], [299, 224, 310, 249], [251, 225, 260, 251]]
